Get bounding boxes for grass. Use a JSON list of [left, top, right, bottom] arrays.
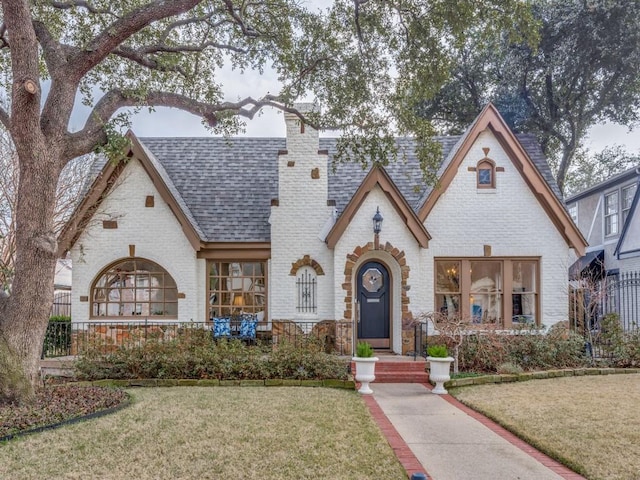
[[451, 374, 640, 480], [0, 387, 406, 479]]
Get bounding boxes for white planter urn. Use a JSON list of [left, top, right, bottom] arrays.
[[352, 356, 379, 394], [427, 356, 454, 394]]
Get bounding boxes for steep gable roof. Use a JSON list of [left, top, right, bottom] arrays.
[[60, 109, 574, 253], [416, 103, 587, 256], [325, 164, 431, 248]]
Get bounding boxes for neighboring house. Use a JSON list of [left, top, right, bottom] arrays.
[[565, 166, 640, 277], [52, 259, 72, 317], [58, 104, 586, 355], [565, 166, 640, 331]]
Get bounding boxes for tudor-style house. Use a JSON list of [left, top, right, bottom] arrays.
[[59, 104, 586, 355]]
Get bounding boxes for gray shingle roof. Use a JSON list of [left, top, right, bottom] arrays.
[[132, 135, 560, 243]]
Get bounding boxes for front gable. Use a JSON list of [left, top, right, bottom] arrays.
[[417, 103, 587, 256], [325, 164, 431, 249], [58, 132, 205, 256], [615, 182, 640, 259]]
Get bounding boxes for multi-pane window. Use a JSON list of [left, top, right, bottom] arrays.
[[208, 261, 266, 319], [512, 261, 537, 324], [296, 266, 317, 314], [604, 191, 619, 236], [470, 261, 502, 324], [435, 258, 539, 328], [568, 204, 577, 224], [435, 260, 461, 319], [92, 258, 178, 317], [622, 184, 637, 225]]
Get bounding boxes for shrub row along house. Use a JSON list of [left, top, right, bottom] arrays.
[[58, 104, 587, 355]]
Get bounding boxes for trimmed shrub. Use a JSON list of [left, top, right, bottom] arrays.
[[438, 324, 590, 374], [43, 315, 72, 356], [75, 330, 349, 381]]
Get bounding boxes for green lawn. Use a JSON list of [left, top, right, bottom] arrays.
[[451, 374, 640, 480], [0, 387, 406, 480]]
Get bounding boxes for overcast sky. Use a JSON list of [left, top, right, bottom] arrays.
[[68, 62, 640, 154]]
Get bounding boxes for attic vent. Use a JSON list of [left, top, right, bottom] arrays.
[[311, 168, 320, 179], [145, 195, 155, 207], [102, 220, 118, 229]]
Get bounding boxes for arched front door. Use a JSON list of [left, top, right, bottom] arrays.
[[357, 261, 390, 349]]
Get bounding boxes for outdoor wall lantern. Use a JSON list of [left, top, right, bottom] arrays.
[[373, 207, 383, 235]]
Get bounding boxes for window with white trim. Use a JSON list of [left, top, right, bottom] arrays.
[[568, 204, 578, 224], [622, 184, 637, 225], [604, 191, 619, 236]]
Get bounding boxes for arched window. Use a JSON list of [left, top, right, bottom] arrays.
[[91, 258, 178, 318], [477, 159, 496, 189]]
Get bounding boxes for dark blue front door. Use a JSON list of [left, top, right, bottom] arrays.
[[357, 261, 390, 348]]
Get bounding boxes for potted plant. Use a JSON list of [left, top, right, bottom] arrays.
[[352, 341, 379, 394], [426, 344, 454, 394]]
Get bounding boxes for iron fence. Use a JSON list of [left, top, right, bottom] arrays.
[[42, 319, 355, 358], [51, 291, 71, 317], [411, 321, 429, 360], [570, 270, 640, 360]]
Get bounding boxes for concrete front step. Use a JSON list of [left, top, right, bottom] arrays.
[[351, 358, 429, 383]]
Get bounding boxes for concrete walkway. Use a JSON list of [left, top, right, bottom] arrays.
[[371, 383, 586, 480]]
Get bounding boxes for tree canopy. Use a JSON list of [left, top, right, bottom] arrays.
[[0, 0, 536, 403], [417, 0, 640, 194]]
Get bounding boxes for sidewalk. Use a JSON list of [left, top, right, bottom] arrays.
[[370, 383, 586, 480]]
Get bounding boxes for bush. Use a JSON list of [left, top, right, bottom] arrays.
[[43, 315, 72, 356], [451, 324, 590, 374], [426, 344, 448, 358], [75, 331, 349, 381], [596, 313, 640, 367]]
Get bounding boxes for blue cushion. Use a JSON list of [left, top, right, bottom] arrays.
[[213, 317, 231, 337], [239, 317, 257, 339]]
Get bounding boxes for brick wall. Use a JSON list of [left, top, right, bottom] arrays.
[[424, 130, 573, 326], [269, 105, 336, 323], [70, 159, 203, 323]]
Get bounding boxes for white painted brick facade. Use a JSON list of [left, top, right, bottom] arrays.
[[424, 131, 574, 326], [269, 107, 335, 322], [333, 186, 423, 352], [70, 119, 573, 337], [70, 159, 203, 323]]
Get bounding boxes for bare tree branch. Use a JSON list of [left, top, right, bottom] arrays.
[[66, 90, 317, 158], [70, 0, 204, 78], [48, 0, 118, 17]]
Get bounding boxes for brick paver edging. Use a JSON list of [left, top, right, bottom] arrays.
[[75, 378, 355, 388], [362, 394, 431, 480], [438, 389, 587, 480], [445, 367, 640, 389]]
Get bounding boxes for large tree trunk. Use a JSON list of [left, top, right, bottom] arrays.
[[0, 145, 62, 403]]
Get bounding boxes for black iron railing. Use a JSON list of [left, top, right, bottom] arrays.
[[42, 319, 354, 357]]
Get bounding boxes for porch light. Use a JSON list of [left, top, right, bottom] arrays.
[[373, 207, 383, 235]]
